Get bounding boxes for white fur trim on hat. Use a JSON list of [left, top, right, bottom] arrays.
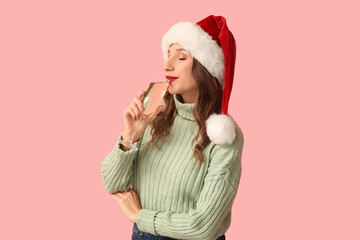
[[161, 21, 225, 89], [205, 113, 236, 145]]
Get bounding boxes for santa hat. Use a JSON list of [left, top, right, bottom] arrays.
[[161, 15, 237, 145]]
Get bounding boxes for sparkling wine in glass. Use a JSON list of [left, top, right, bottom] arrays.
[[119, 81, 169, 150]]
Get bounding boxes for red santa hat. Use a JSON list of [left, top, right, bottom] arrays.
[[161, 15, 237, 145]]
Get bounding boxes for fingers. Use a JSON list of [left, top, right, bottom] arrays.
[[126, 106, 137, 120], [111, 192, 126, 199], [125, 90, 146, 120], [126, 101, 141, 120], [138, 90, 146, 101], [111, 190, 139, 205], [135, 90, 145, 113], [111, 193, 121, 200], [130, 102, 141, 120], [133, 97, 144, 113]]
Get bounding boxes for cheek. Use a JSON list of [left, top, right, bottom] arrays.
[[179, 62, 192, 78], [182, 65, 195, 85], [185, 62, 193, 74]]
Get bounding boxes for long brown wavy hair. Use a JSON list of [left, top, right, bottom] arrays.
[[143, 58, 223, 168]]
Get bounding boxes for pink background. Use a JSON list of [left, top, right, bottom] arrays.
[[1, 0, 359, 239]]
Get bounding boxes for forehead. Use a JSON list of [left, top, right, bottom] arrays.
[[168, 43, 188, 53]]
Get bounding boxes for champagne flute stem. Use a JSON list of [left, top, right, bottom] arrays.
[[129, 114, 143, 142]]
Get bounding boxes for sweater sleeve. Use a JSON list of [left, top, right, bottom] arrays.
[[136, 126, 244, 240], [101, 132, 143, 193]]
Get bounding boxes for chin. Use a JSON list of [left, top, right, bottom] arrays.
[[168, 86, 176, 95]]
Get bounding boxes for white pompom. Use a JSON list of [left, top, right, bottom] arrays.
[[205, 113, 236, 145]]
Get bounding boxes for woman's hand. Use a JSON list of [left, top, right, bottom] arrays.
[[122, 90, 165, 143], [111, 188, 142, 223]]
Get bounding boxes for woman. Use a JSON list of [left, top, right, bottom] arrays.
[[101, 15, 244, 240]]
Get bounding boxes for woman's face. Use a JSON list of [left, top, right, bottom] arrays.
[[163, 43, 198, 103]]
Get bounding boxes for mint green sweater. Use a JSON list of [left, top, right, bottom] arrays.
[[101, 94, 244, 240]]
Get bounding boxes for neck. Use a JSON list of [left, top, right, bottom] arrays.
[[178, 91, 198, 103], [173, 94, 196, 121]]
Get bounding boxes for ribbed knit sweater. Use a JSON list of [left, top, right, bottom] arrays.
[[101, 94, 244, 240]]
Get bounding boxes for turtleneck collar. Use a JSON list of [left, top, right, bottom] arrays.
[[173, 94, 196, 121]]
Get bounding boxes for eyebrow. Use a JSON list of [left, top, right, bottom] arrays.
[[167, 48, 187, 54]]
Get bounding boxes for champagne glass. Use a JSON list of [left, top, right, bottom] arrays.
[[119, 81, 169, 150]]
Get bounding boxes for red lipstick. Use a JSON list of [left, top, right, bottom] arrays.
[[166, 76, 178, 84]]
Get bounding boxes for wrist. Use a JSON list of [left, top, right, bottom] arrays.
[[119, 134, 131, 151], [134, 208, 141, 223]]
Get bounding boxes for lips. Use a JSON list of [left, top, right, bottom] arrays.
[[166, 76, 178, 83]]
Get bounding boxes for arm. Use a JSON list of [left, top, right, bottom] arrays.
[[101, 132, 143, 193], [136, 126, 244, 240]]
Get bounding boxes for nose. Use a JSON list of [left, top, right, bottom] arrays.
[[163, 57, 174, 72]]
